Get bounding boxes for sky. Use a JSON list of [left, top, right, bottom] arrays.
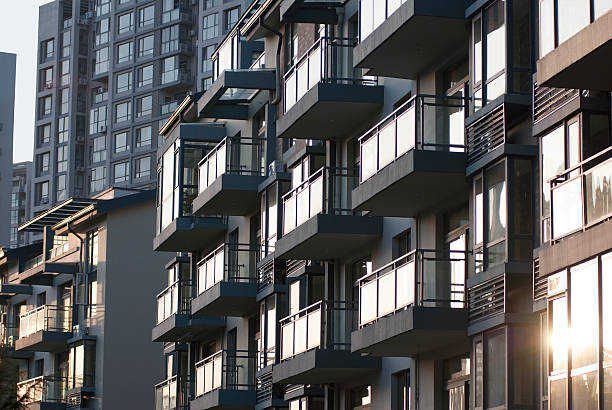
[[0, 0, 54, 163]]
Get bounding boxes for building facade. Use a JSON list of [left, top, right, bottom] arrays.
[[149, 0, 612, 409], [0, 188, 170, 409], [10, 161, 34, 248], [31, 0, 249, 218], [0, 52, 16, 248]]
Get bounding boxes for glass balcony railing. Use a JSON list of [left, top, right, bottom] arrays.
[[284, 37, 376, 113], [19, 305, 72, 339], [194, 350, 256, 397], [359, 94, 468, 183], [196, 243, 259, 296], [213, 32, 240, 80], [156, 279, 193, 324], [550, 147, 612, 241], [250, 52, 266, 69], [47, 241, 71, 260], [282, 167, 359, 235], [280, 300, 354, 361], [0, 322, 18, 349], [198, 137, 265, 193], [155, 375, 189, 410], [359, 0, 407, 41], [358, 249, 467, 328], [23, 254, 43, 271], [17, 376, 67, 404]]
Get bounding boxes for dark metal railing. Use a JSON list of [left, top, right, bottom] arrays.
[[154, 375, 190, 410], [19, 305, 72, 338], [156, 279, 194, 324], [468, 274, 505, 323], [194, 350, 256, 397], [466, 103, 505, 164], [358, 249, 467, 327], [17, 375, 68, 404], [359, 94, 468, 183], [533, 81, 579, 124], [197, 243, 259, 295]]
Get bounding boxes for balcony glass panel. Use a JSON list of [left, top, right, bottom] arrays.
[[155, 375, 189, 410], [359, 0, 407, 41], [197, 243, 258, 295], [358, 250, 466, 327], [552, 178, 583, 239], [156, 280, 193, 324], [280, 302, 322, 360], [17, 376, 67, 404], [284, 37, 375, 113], [18, 305, 72, 338], [585, 159, 612, 225], [359, 94, 466, 183], [195, 350, 256, 397]]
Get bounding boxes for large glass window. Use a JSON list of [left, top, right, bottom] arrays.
[[40, 96, 52, 117], [59, 88, 69, 114], [41, 38, 54, 61], [113, 161, 129, 183], [116, 71, 132, 94], [58, 117, 69, 143], [95, 47, 109, 74], [92, 136, 106, 163], [162, 25, 179, 53], [202, 44, 216, 72], [137, 64, 153, 88], [135, 156, 151, 179], [136, 95, 152, 118], [223, 7, 240, 32], [138, 5, 155, 27], [61, 31, 71, 58], [136, 126, 152, 148], [56, 174, 67, 201], [95, 18, 110, 45], [114, 131, 129, 153], [162, 56, 178, 83], [60, 60, 70, 86], [138, 34, 154, 58], [117, 41, 133, 64], [115, 101, 131, 123], [89, 106, 107, 134], [38, 124, 51, 145], [40, 67, 53, 90], [90, 166, 106, 193], [57, 145, 68, 173], [117, 12, 134, 34], [202, 13, 219, 41]]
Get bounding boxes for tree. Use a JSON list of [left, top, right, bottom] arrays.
[[0, 348, 30, 410]]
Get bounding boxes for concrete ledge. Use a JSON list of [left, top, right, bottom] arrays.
[[152, 314, 225, 342], [192, 174, 265, 216], [191, 281, 258, 317], [153, 217, 227, 252], [15, 330, 72, 352], [190, 389, 256, 410]]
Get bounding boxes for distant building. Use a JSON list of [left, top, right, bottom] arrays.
[[10, 162, 33, 248], [0, 52, 16, 247]]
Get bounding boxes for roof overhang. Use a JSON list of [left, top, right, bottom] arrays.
[[18, 198, 98, 233]]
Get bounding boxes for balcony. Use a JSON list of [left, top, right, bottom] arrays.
[[355, 0, 468, 79], [155, 375, 189, 410], [256, 256, 286, 300], [351, 250, 468, 357], [280, 0, 341, 24], [191, 244, 258, 317], [15, 305, 72, 352], [0, 323, 34, 359], [17, 375, 67, 409], [273, 300, 380, 384], [537, 7, 612, 91], [154, 216, 228, 253], [152, 279, 224, 343], [191, 350, 256, 410], [277, 37, 384, 140], [274, 167, 382, 260], [352, 94, 469, 217], [192, 137, 266, 216], [19, 243, 79, 285]]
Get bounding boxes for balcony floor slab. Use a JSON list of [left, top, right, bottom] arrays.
[[191, 281, 258, 317], [153, 217, 228, 252], [152, 314, 225, 343], [15, 331, 72, 353], [190, 389, 256, 410], [192, 174, 266, 216]]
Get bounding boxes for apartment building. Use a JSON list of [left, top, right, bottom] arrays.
[[31, 0, 249, 217], [150, 0, 612, 409], [0, 188, 170, 409], [10, 162, 34, 248], [0, 52, 16, 248]]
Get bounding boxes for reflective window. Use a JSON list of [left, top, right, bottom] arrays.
[[202, 13, 219, 41], [113, 161, 130, 183], [136, 126, 152, 148], [114, 131, 129, 153], [116, 71, 132, 94], [138, 34, 154, 58], [117, 12, 134, 34], [137, 64, 154, 88], [138, 5, 155, 27], [117, 41, 133, 63]]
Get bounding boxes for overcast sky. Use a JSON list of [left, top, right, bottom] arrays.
[[0, 0, 54, 163]]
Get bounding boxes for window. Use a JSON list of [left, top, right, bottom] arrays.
[[137, 64, 153, 88], [95, 18, 110, 45], [37, 152, 50, 175], [203, 0, 219, 9], [114, 131, 129, 153], [136, 94, 152, 118], [36, 181, 49, 204], [89, 106, 107, 134], [138, 35, 154, 58], [114, 161, 129, 183], [138, 5, 155, 27], [96, 0, 111, 16], [57, 146, 68, 172], [118, 0, 131, 5], [162, 0, 181, 23], [117, 12, 134, 34], [350, 386, 372, 408], [202, 44, 216, 72], [474, 331, 506, 409], [115, 101, 131, 123], [61, 31, 71, 58], [161, 25, 179, 53], [90, 166, 106, 193], [86, 230, 99, 271], [60, 60, 70, 86], [393, 371, 410, 410], [40, 96, 52, 117], [201, 77, 212, 91], [393, 229, 412, 259], [40, 67, 53, 90], [93, 87, 108, 104], [135, 126, 152, 148], [117, 41, 133, 63], [41, 38, 54, 61], [38, 124, 51, 145], [162, 56, 178, 83], [92, 136, 106, 163], [202, 13, 219, 41], [135, 156, 150, 179], [58, 117, 69, 143], [223, 7, 240, 33], [95, 47, 109, 74], [59, 88, 69, 114], [56, 174, 67, 201], [116, 71, 132, 93]]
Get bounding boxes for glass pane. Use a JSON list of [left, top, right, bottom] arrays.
[[541, 126, 565, 218], [571, 258, 599, 369], [361, 136, 378, 182], [309, 44, 321, 86], [284, 195, 296, 234], [396, 105, 415, 155], [585, 159, 612, 225], [360, 0, 374, 40], [215, 249, 224, 283], [296, 188, 309, 227], [396, 261, 415, 308], [595, 0, 612, 18], [310, 176, 323, 217], [551, 296, 568, 372], [571, 371, 598, 410], [475, 341, 483, 407], [285, 72, 296, 112], [487, 73, 506, 101], [196, 365, 204, 396], [307, 309, 321, 350], [213, 356, 222, 389], [539, 0, 555, 56], [204, 361, 213, 392], [378, 121, 396, 169], [486, 162, 506, 243], [485, 331, 506, 408], [216, 143, 226, 179], [550, 378, 567, 410], [604, 253, 612, 367], [557, 0, 590, 44], [282, 322, 294, 360], [552, 178, 582, 238], [377, 272, 396, 317], [297, 59, 308, 101], [294, 315, 307, 355], [473, 17, 482, 85], [485, 0, 505, 80], [360, 281, 377, 325]]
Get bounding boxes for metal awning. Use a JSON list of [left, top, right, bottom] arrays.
[[18, 198, 98, 232]]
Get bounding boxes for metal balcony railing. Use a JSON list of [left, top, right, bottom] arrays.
[[466, 103, 505, 164], [280, 300, 354, 361], [549, 146, 612, 241], [154, 375, 189, 410], [359, 0, 407, 41], [250, 52, 265, 69], [358, 249, 467, 327], [196, 243, 259, 296], [19, 305, 72, 339], [282, 166, 359, 235], [468, 274, 505, 323], [284, 37, 377, 113], [0, 322, 18, 349], [23, 254, 43, 271], [17, 375, 68, 404], [198, 136, 265, 193], [257, 257, 286, 292], [194, 350, 256, 397], [47, 242, 71, 260], [156, 279, 193, 324], [359, 94, 468, 183], [532, 81, 579, 124]]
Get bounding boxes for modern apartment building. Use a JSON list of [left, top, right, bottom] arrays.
[[31, 0, 249, 217], [0, 188, 170, 409], [150, 0, 612, 409], [10, 161, 34, 248], [0, 52, 16, 248]]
